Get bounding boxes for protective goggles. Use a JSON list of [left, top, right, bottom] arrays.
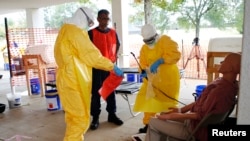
[[80, 8, 94, 27], [143, 34, 158, 45]]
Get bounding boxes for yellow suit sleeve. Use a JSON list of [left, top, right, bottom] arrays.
[[160, 35, 181, 64], [71, 26, 114, 71], [139, 45, 150, 70]]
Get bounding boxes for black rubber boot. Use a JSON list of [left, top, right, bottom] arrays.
[[138, 124, 148, 133], [108, 114, 123, 125], [90, 116, 99, 130]]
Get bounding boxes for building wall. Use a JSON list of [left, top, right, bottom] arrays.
[[237, 0, 250, 124]]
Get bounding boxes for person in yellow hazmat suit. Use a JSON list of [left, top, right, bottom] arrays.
[[133, 24, 181, 133], [54, 7, 124, 141]]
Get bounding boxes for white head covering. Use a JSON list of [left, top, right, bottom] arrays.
[[141, 24, 157, 41], [64, 7, 95, 29], [141, 24, 159, 48]]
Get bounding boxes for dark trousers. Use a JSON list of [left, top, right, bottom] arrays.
[[91, 68, 117, 117]]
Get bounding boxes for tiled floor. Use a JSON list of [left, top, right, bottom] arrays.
[[0, 70, 206, 141]]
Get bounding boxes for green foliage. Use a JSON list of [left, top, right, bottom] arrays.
[[0, 14, 27, 39], [79, 0, 89, 3], [179, 0, 215, 24], [205, 0, 243, 33], [160, 0, 244, 36], [44, 0, 101, 28], [177, 17, 193, 30], [44, 2, 81, 28], [152, 0, 167, 9], [0, 26, 5, 39], [234, 0, 244, 34], [203, 0, 226, 28], [129, 3, 144, 26], [151, 5, 171, 34], [130, 1, 172, 33], [165, 0, 183, 12]]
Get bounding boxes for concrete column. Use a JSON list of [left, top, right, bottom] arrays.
[[26, 8, 44, 28], [111, 0, 130, 67], [25, 8, 45, 46], [237, 0, 250, 124]]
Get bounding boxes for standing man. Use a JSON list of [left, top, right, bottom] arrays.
[[88, 9, 123, 130], [54, 7, 123, 141]]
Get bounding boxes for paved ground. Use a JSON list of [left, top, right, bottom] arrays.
[[0, 69, 206, 141]]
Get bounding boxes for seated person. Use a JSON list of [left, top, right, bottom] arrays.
[[145, 52, 241, 141]]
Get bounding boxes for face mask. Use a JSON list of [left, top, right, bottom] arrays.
[[145, 34, 159, 49], [82, 26, 88, 31], [147, 42, 156, 49], [143, 34, 158, 45]]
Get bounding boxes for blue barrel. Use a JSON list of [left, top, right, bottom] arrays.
[[45, 90, 61, 111], [30, 78, 40, 94]]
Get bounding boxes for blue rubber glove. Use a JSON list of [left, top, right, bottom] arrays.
[[141, 70, 147, 78], [150, 58, 164, 73], [113, 65, 123, 76]]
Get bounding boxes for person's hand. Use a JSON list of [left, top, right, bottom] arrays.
[[141, 69, 147, 78], [168, 107, 180, 113], [113, 65, 124, 76], [150, 58, 164, 73]]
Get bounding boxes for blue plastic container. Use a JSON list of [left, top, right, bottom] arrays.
[[194, 85, 206, 100], [137, 74, 143, 83], [30, 78, 40, 95], [4, 63, 15, 71], [45, 90, 61, 111], [4, 63, 9, 70], [127, 74, 135, 82]]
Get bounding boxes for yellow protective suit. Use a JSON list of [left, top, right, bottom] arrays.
[[133, 35, 181, 114], [54, 24, 114, 141]]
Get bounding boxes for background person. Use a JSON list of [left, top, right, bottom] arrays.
[[88, 9, 123, 130], [145, 53, 241, 141], [54, 7, 123, 141], [133, 24, 181, 133]]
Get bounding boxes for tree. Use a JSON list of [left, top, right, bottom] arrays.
[[132, 0, 175, 34], [176, 0, 216, 38], [43, 1, 99, 28], [144, 0, 152, 24], [228, 0, 244, 34], [134, 0, 243, 38], [204, 0, 243, 32], [43, 2, 81, 28]]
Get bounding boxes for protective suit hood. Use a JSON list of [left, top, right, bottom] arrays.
[[141, 24, 158, 45], [64, 7, 95, 29]]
